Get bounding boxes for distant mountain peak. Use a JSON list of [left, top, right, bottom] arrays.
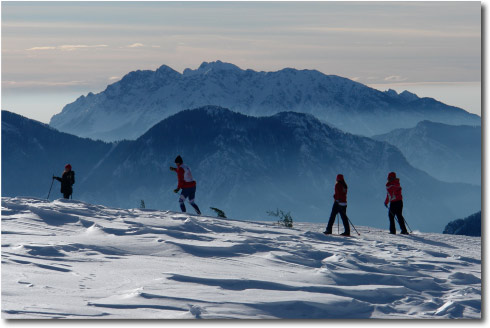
[[49, 62, 480, 142], [183, 60, 243, 76], [385, 89, 399, 97], [384, 89, 419, 102], [399, 90, 419, 102], [156, 64, 180, 75], [199, 60, 241, 71]]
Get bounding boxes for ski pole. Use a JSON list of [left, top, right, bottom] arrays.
[[402, 216, 413, 233], [47, 175, 54, 199], [387, 207, 413, 233], [348, 217, 361, 236]]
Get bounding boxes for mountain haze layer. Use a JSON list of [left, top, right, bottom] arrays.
[[373, 121, 481, 185], [49, 61, 480, 142], [4, 108, 481, 232]]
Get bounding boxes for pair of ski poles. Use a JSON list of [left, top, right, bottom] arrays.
[[336, 213, 361, 236], [387, 206, 413, 233]]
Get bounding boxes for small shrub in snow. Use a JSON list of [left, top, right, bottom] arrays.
[[210, 207, 227, 218], [267, 209, 293, 228]]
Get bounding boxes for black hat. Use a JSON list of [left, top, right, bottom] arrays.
[[175, 155, 183, 164]]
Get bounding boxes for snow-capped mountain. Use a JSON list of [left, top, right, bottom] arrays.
[[3, 107, 481, 233], [373, 121, 481, 185], [1, 197, 481, 319], [49, 61, 481, 142]]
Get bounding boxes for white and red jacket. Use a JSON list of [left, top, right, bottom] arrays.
[[176, 164, 196, 189], [385, 178, 403, 205]]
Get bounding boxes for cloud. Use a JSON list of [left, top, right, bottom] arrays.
[[58, 45, 108, 51], [26, 46, 57, 51], [296, 26, 480, 38], [127, 43, 144, 48], [384, 75, 408, 82], [3, 80, 88, 87], [26, 45, 108, 51]]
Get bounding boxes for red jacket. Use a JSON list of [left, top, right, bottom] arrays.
[[176, 164, 196, 189], [334, 181, 347, 204], [385, 178, 403, 205]]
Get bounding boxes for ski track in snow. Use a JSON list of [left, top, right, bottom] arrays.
[[1, 197, 481, 319]]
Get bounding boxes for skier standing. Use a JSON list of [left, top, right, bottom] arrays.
[[384, 172, 409, 235], [170, 155, 201, 215], [53, 164, 75, 199], [324, 174, 350, 236]]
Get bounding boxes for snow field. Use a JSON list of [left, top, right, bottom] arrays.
[[1, 197, 481, 319]]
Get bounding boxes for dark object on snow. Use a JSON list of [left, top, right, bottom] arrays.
[[443, 211, 481, 237], [210, 207, 227, 218], [53, 165, 75, 199]]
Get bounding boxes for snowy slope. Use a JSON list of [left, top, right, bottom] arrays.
[[1, 197, 481, 319], [49, 61, 481, 141]]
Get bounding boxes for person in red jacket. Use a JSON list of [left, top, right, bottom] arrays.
[[324, 174, 350, 236], [170, 155, 201, 215], [384, 172, 409, 234]]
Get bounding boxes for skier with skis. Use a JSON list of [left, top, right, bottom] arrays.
[[324, 174, 350, 236], [384, 172, 409, 235], [170, 155, 201, 215], [53, 164, 75, 199]]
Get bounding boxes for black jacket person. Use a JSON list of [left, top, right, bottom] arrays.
[[53, 164, 75, 199]]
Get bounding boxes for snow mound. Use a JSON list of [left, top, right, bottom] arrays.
[[1, 197, 481, 319]]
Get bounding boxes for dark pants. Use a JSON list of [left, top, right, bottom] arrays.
[[179, 186, 201, 215], [63, 192, 71, 199], [389, 200, 408, 234], [326, 202, 350, 234]]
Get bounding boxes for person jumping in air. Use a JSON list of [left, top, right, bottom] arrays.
[[384, 172, 409, 235], [53, 164, 75, 199], [170, 155, 201, 215], [324, 174, 350, 236]]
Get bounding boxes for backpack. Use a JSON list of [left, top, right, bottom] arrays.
[[181, 165, 194, 182]]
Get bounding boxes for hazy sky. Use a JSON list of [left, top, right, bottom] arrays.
[[1, 1, 482, 122]]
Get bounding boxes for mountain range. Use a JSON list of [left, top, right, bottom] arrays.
[[373, 121, 481, 185], [3, 108, 481, 232], [49, 61, 481, 142]]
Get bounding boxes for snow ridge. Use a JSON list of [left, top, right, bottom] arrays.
[[1, 197, 481, 319]]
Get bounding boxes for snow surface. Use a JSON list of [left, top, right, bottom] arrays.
[[1, 197, 481, 319]]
